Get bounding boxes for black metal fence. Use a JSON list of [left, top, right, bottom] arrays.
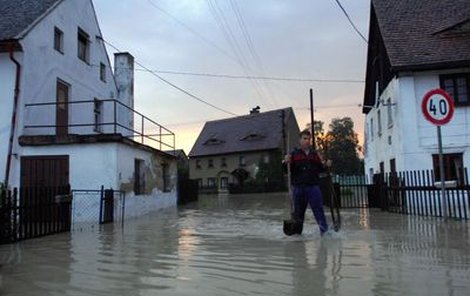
[[331, 175, 369, 208], [0, 186, 72, 244], [334, 170, 470, 221], [379, 170, 469, 220]]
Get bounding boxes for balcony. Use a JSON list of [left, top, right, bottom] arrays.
[[21, 99, 175, 151]]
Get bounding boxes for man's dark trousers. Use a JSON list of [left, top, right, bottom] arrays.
[[293, 185, 329, 234]]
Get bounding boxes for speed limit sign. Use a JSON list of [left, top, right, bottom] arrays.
[[421, 89, 455, 125]]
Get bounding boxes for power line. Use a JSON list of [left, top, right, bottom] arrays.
[[229, 0, 279, 107], [91, 63, 364, 83], [146, 0, 237, 63], [136, 68, 365, 83], [100, 38, 239, 117], [207, 0, 272, 107], [333, 0, 368, 44]]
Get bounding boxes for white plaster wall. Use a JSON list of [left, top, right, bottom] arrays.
[[0, 53, 19, 183], [117, 144, 178, 217], [18, 0, 119, 137], [16, 143, 118, 189], [12, 142, 177, 220], [365, 69, 470, 175], [364, 77, 402, 175]]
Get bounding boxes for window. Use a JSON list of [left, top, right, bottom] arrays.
[[221, 158, 227, 167], [377, 110, 382, 136], [263, 155, 270, 164], [93, 98, 103, 132], [370, 118, 374, 141], [375, 80, 380, 102], [389, 158, 396, 173], [208, 159, 214, 168], [220, 177, 228, 189], [196, 160, 201, 169], [207, 178, 216, 188], [162, 163, 170, 192], [77, 28, 90, 63], [239, 156, 246, 167], [387, 98, 393, 127], [100, 62, 106, 82], [196, 179, 203, 189], [440, 73, 470, 106], [54, 27, 64, 53], [432, 153, 464, 184], [134, 159, 145, 195]]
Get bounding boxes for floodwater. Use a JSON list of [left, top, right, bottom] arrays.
[[0, 192, 469, 296]]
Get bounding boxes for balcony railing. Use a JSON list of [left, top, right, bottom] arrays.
[[23, 99, 175, 151]]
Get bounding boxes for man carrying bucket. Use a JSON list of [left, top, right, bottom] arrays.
[[283, 130, 330, 235]]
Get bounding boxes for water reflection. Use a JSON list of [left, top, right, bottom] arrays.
[[0, 193, 469, 296]]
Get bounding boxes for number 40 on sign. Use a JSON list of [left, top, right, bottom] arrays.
[[421, 89, 455, 126]]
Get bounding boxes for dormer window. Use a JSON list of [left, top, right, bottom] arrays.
[[204, 136, 224, 145], [241, 133, 264, 141]]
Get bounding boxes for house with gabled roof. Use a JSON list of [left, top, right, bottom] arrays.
[[362, 0, 470, 183], [0, 0, 178, 218], [189, 107, 300, 193]]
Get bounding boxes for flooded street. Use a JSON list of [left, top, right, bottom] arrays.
[[1, 192, 469, 296]]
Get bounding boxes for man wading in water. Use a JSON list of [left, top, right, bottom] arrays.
[[283, 130, 330, 235]]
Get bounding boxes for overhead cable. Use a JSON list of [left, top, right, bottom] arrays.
[[100, 37, 239, 117], [333, 0, 368, 44]]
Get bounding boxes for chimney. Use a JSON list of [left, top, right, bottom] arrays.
[[250, 106, 260, 114], [114, 52, 134, 132]]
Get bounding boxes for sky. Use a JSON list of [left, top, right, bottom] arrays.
[[93, 0, 370, 153]]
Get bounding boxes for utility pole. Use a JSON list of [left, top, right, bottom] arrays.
[[310, 88, 315, 149]]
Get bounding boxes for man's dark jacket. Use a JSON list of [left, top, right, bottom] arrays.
[[285, 147, 326, 186]]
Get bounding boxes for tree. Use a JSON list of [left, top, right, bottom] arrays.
[[305, 117, 363, 175], [324, 117, 363, 175]]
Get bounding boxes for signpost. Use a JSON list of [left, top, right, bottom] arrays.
[[421, 89, 455, 220]]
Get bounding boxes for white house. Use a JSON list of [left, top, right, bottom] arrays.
[[362, 0, 470, 184], [0, 0, 178, 217]]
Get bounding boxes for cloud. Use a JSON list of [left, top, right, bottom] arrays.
[[93, 0, 370, 153]]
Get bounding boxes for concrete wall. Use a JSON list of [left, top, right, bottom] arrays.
[[364, 68, 470, 176]]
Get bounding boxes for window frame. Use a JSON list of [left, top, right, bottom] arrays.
[[386, 98, 393, 127], [77, 27, 90, 63], [432, 153, 464, 184], [239, 155, 246, 167], [440, 73, 470, 106], [54, 27, 64, 53], [134, 158, 145, 195], [99, 62, 106, 82]]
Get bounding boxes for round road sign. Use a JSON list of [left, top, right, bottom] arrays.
[[421, 89, 455, 125]]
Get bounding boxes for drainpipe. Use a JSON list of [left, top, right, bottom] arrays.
[[4, 42, 21, 188]]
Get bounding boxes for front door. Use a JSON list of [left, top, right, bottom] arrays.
[[56, 80, 69, 136]]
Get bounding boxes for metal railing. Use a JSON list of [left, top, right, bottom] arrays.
[[24, 99, 175, 151]]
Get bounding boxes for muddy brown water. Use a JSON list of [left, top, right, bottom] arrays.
[[1, 193, 469, 296]]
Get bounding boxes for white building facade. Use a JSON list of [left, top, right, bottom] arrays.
[[363, 0, 470, 184], [0, 0, 177, 217]]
